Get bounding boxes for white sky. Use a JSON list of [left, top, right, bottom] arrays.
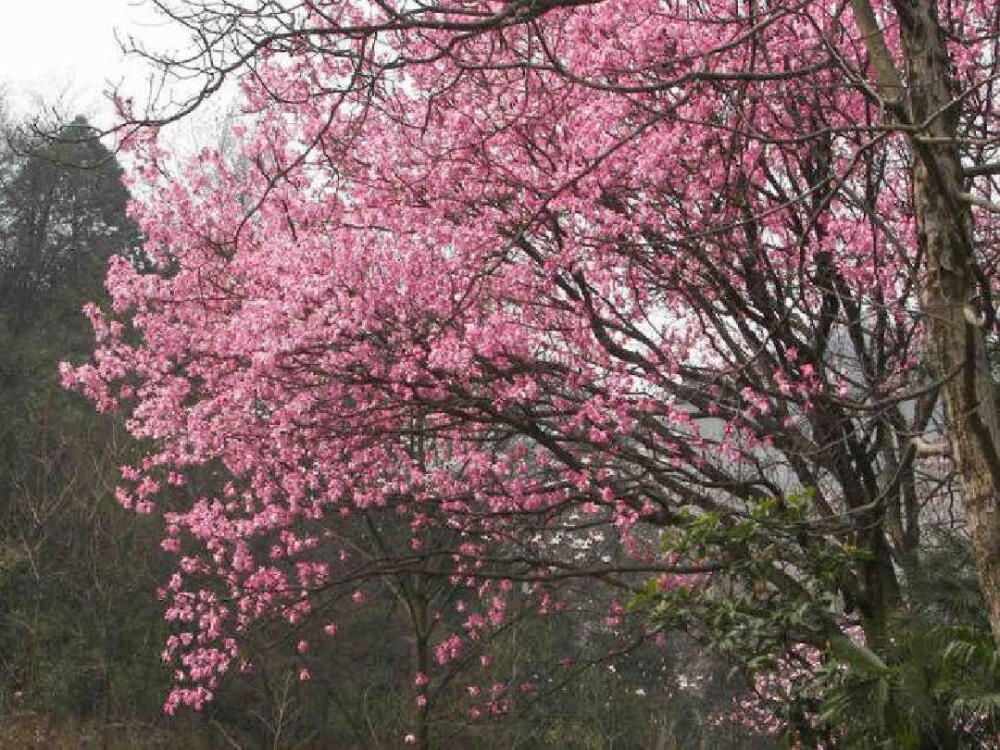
[[0, 0, 193, 125], [0, 0, 239, 153]]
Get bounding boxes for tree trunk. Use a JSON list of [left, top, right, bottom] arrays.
[[900, 0, 1000, 650]]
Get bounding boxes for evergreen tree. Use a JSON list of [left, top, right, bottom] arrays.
[[0, 115, 139, 334], [0, 117, 166, 729]]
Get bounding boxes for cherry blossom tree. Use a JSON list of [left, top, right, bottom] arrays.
[[64, 0, 1000, 736]]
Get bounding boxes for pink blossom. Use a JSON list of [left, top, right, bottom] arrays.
[[62, 0, 982, 721]]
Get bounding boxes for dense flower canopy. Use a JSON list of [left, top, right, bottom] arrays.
[[65, 0, 1000, 716]]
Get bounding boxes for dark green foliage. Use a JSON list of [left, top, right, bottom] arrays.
[[817, 530, 1000, 749], [0, 116, 172, 726], [0, 116, 140, 332], [639, 493, 1000, 749], [643, 493, 859, 671]]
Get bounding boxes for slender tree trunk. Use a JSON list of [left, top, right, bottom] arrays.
[[414, 589, 431, 750], [416, 633, 430, 750], [900, 0, 1000, 650]]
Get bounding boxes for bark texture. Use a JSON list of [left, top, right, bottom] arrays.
[[900, 0, 1000, 649]]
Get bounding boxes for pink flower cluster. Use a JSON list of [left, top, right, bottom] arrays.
[[62, 0, 1000, 712]]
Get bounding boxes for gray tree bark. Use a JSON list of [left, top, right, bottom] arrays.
[[851, 0, 1000, 649], [901, 0, 1000, 650]]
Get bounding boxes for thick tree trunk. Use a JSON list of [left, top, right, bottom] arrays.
[[900, 0, 1000, 650]]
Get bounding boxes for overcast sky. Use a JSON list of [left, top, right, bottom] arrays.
[[0, 0, 188, 123], [0, 0, 242, 154]]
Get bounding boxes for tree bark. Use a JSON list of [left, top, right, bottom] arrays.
[[900, 0, 1000, 650]]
